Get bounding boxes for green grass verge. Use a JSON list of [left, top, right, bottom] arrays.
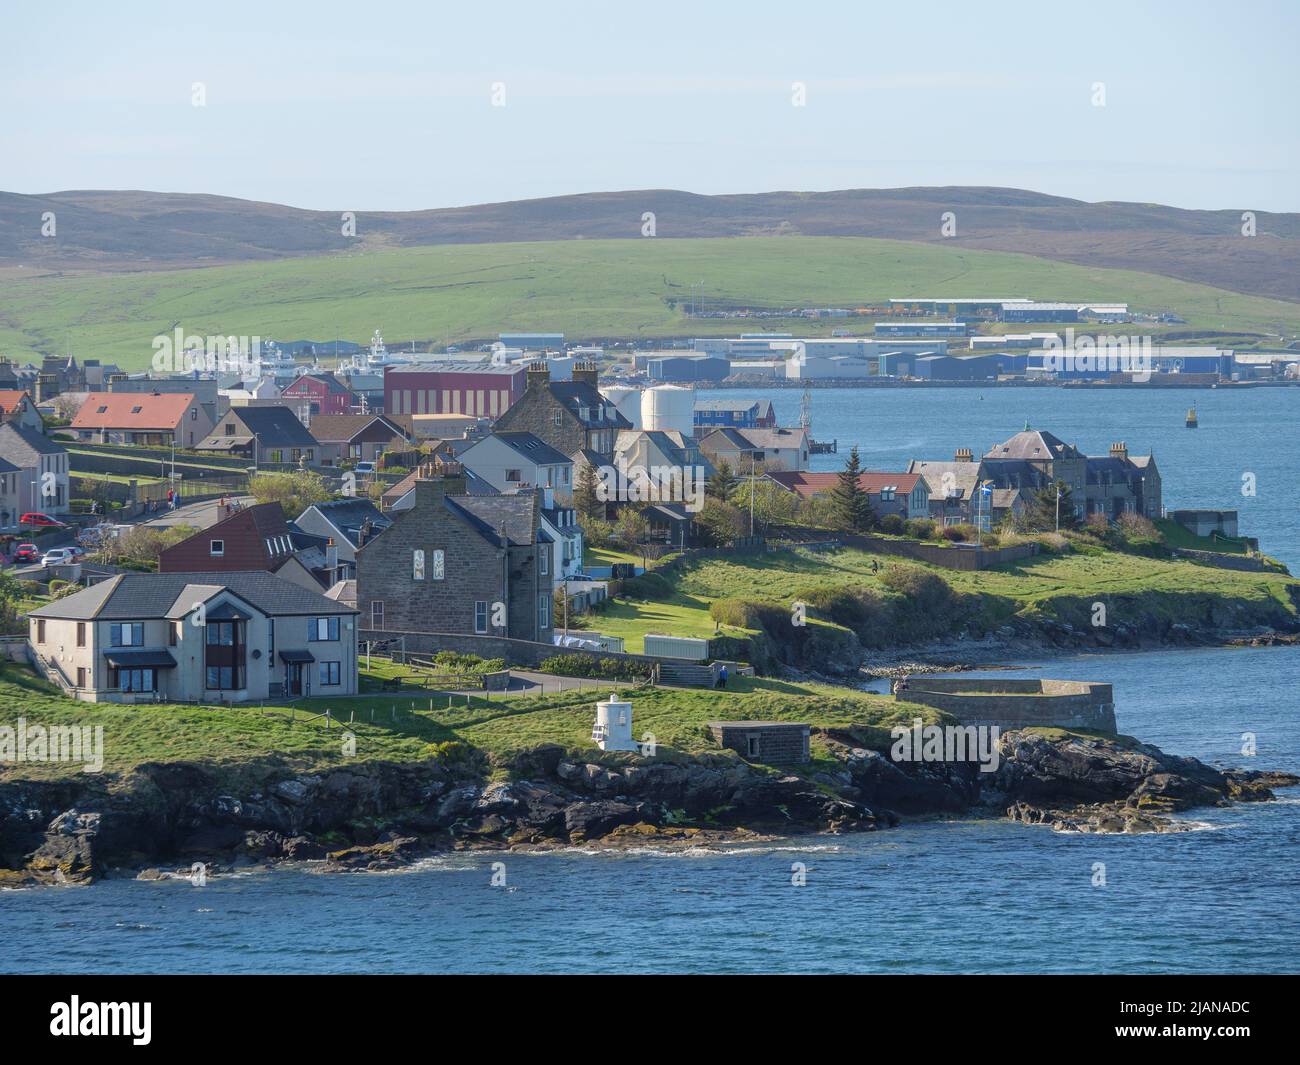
[[0, 662, 932, 782]]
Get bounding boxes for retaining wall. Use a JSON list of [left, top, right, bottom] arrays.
[[899, 677, 1117, 732]]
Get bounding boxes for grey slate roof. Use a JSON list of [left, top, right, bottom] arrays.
[[549, 381, 632, 429], [29, 571, 358, 621], [449, 494, 537, 547], [303, 499, 391, 547], [492, 431, 572, 467], [0, 421, 66, 464], [203, 406, 318, 450]]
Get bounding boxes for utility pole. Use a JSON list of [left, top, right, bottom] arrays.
[[1055, 485, 1061, 533], [749, 452, 756, 536]]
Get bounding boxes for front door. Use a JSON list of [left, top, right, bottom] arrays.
[[286, 662, 303, 696]]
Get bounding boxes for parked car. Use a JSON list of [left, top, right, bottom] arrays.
[[353, 461, 377, 476], [19, 512, 67, 528], [40, 547, 79, 568], [12, 543, 39, 563]]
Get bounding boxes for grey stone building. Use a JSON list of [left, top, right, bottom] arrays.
[[492, 362, 630, 461], [355, 465, 550, 641]]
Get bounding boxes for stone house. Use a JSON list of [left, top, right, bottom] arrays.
[[0, 421, 71, 525], [492, 362, 630, 461], [355, 466, 549, 641]]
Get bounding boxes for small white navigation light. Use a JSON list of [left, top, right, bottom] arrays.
[[592, 693, 637, 752]]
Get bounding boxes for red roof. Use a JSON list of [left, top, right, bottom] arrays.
[[0, 390, 33, 413], [71, 392, 196, 430], [766, 470, 921, 499]]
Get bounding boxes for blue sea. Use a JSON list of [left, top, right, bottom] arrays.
[[2, 645, 1296, 975], [2, 387, 1298, 974]]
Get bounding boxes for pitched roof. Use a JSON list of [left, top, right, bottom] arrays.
[[766, 470, 921, 498], [474, 431, 572, 467], [29, 570, 358, 620], [546, 381, 632, 429], [159, 503, 299, 568], [0, 390, 34, 414], [985, 429, 1078, 461], [306, 413, 406, 444], [302, 499, 391, 547], [200, 406, 318, 450], [0, 421, 66, 464], [283, 372, 354, 396], [907, 459, 981, 500], [71, 392, 195, 430]]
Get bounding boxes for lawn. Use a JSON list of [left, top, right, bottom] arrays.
[[0, 662, 931, 782], [586, 545, 1300, 649], [6, 236, 1300, 369]]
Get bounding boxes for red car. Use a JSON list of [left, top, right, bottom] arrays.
[[12, 544, 39, 563], [19, 513, 67, 528]]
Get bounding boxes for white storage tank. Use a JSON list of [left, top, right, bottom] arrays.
[[641, 384, 694, 437], [592, 693, 637, 751], [601, 384, 643, 429]]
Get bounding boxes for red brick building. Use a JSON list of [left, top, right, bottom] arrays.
[[280, 373, 356, 416], [158, 502, 333, 589]]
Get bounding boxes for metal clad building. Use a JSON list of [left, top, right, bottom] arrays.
[[383, 362, 527, 418]]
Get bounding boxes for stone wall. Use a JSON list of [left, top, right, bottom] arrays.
[[708, 722, 810, 764], [899, 677, 1117, 732], [359, 628, 663, 673]]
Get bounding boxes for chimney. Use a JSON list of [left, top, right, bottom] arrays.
[[526, 363, 551, 392], [571, 361, 599, 389], [955, 447, 974, 462], [357, 519, 373, 549], [35, 373, 59, 402], [1110, 441, 1128, 462], [412, 459, 467, 508]]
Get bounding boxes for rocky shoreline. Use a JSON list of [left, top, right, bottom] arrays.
[[2, 725, 1294, 888]]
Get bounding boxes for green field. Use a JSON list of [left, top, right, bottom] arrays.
[[589, 546, 1300, 652], [0, 663, 928, 782], [4, 236, 1299, 369]]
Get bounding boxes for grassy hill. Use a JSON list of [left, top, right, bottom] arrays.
[[4, 236, 1300, 370], [4, 186, 1299, 302]]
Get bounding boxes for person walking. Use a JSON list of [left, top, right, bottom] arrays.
[[715, 664, 728, 690]]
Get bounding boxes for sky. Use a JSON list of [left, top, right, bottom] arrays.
[[3, 0, 1297, 213]]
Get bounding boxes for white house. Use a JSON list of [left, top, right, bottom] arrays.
[[28, 571, 359, 703], [458, 431, 575, 502]]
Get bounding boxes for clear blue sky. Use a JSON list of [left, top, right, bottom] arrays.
[[3, 0, 1297, 212]]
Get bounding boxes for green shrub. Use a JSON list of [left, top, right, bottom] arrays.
[[879, 513, 905, 535], [903, 517, 937, 540], [618, 570, 674, 600], [535, 653, 652, 680]]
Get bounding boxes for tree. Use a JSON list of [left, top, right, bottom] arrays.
[[1026, 479, 1080, 531], [574, 461, 601, 522], [249, 470, 333, 519], [696, 498, 746, 546], [614, 507, 648, 552], [706, 460, 737, 501], [830, 447, 875, 532]]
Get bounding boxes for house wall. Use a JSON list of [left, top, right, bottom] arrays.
[[29, 596, 357, 703], [356, 481, 544, 641]]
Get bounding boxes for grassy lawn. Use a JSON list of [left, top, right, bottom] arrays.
[[584, 546, 642, 569], [1153, 518, 1250, 555], [6, 236, 1300, 369], [0, 663, 933, 782], [587, 546, 1300, 648]]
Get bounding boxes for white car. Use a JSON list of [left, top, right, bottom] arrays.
[[40, 548, 78, 568], [353, 461, 377, 476]]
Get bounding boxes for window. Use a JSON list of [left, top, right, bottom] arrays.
[[224, 422, 236, 435], [169, 624, 178, 647], [310, 617, 340, 641], [76, 667, 86, 689], [131, 405, 142, 414], [412, 549, 425, 580], [268, 618, 275, 656], [371, 601, 384, 628], [553, 413, 562, 426], [747, 735, 761, 758], [205, 666, 241, 690], [76, 622, 85, 647], [96, 405, 107, 414], [36, 620, 45, 643], [431, 549, 444, 580], [506, 468, 522, 482], [474, 601, 489, 634], [112, 668, 155, 693], [538, 594, 551, 630], [210, 539, 225, 557], [191, 408, 198, 420], [540, 549, 549, 576], [319, 661, 341, 686], [110, 623, 144, 647]]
